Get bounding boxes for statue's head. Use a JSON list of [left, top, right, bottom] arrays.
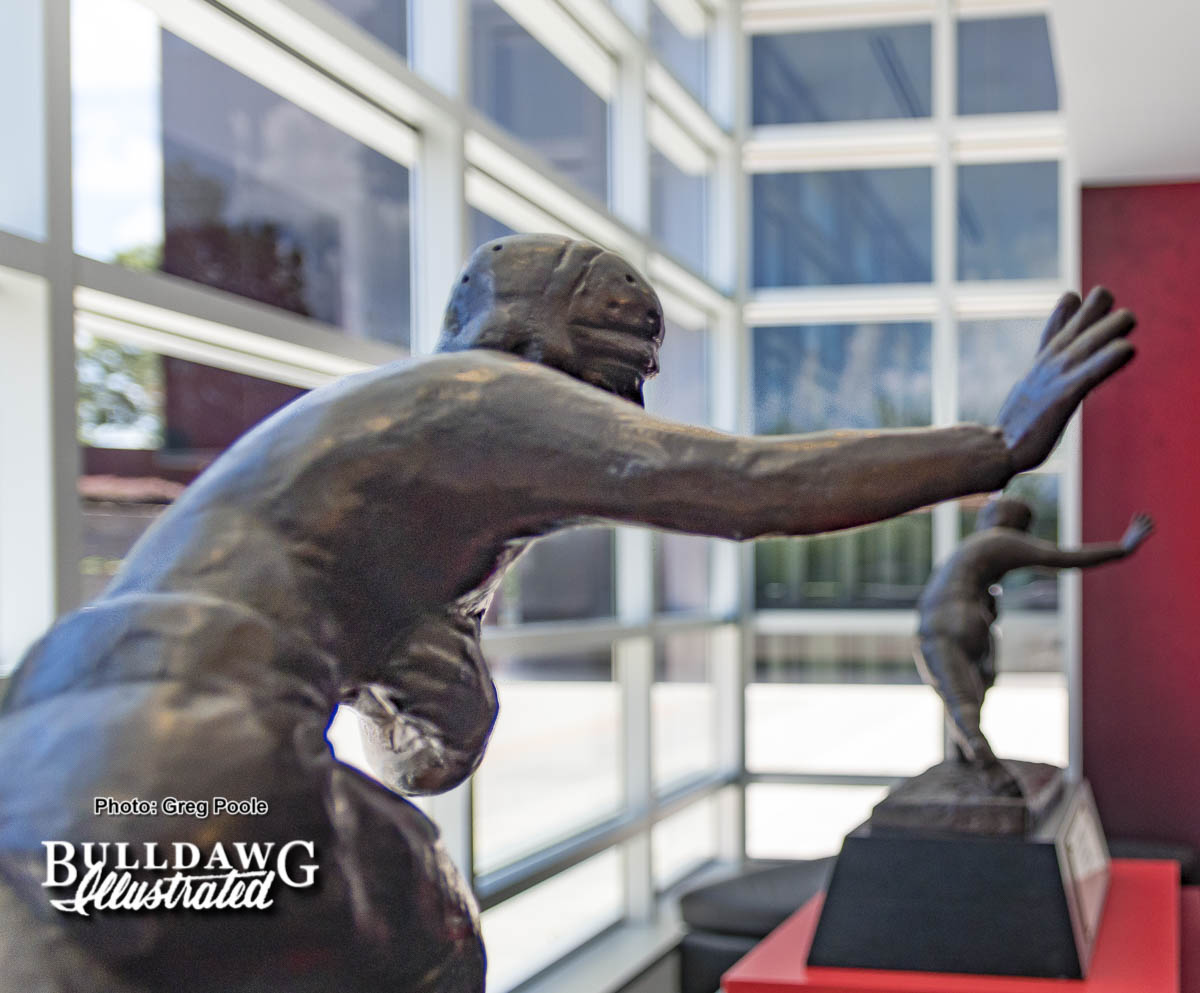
[[435, 233, 665, 406], [976, 497, 1034, 532]]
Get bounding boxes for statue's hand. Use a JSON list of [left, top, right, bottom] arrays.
[[1121, 512, 1155, 552], [995, 287, 1136, 474]]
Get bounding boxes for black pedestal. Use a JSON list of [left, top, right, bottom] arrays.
[[807, 770, 1110, 979]]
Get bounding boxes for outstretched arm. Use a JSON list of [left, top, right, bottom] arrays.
[[456, 363, 1013, 539], [1000, 514, 1155, 571], [446, 287, 1135, 541]]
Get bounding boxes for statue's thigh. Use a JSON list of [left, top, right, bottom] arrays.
[[325, 764, 487, 993]]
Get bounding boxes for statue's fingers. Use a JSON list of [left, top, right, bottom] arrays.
[[1038, 291, 1082, 351], [1065, 337, 1135, 403], [1048, 285, 1114, 353], [1061, 308, 1136, 367]]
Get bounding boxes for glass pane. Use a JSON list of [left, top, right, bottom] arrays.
[[958, 161, 1058, 280], [655, 533, 709, 615], [472, 648, 621, 874], [76, 333, 306, 603], [646, 319, 712, 614], [469, 207, 515, 251], [322, 0, 408, 58], [653, 633, 718, 790], [746, 783, 889, 860], [650, 147, 708, 274], [957, 16, 1058, 115], [646, 318, 709, 425], [748, 633, 941, 776], [484, 527, 615, 625], [482, 847, 623, 993], [754, 169, 933, 287], [756, 512, 933, 609], [981, 672, 1067, 766], [72, 0, 159, 261], [754, 323, 932, 434], [752, 24, 932, 125], [1, 0, 45, 239], [957, 317, 1043, 425], [651, 2, 708, 105], [991, 611, 1062, 677], [653, 796, 719, 891], [755, 631, 921, 685], [471, 0, 609, 204], [961, 473, 1060, 610], [74, 2, 413, 346]]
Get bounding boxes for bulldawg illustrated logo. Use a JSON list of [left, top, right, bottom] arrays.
[[42, 840, 319, 915]]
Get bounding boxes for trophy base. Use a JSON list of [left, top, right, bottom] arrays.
[[807, 772, 1110, 979], [871, 758, 1064, 836]]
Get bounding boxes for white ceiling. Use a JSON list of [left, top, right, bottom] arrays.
[[1051, 0, 1200, 185]]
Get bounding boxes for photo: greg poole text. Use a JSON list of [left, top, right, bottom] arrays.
[[93, 797, 270, 818]]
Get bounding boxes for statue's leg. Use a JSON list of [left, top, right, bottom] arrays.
[[979, 631, 998, 694], [348, 612, 498, 795], [917, 637, 1020, 797], [325, 764, 486, 993]]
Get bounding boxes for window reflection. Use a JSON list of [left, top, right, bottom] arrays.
[[72, 1, 413, 346], [322, 0, 408, 58], [161, 34, 412, 344], [753, 24, 932, 125], [958, 162, 1058, 281], [646, 320, 711, 615], [652, 634, 717, 790], [957, 16, 1058, 116], [76, 334, 306, 603], [650, 147, 708, 274], [481, 848, 623, 993], [755, 513, 933, 610], [958, 317, 1043, 425], [485, 528, 616, 626], [653, 796, 719, 891], [747, 783, 889, 860], [753, 169, 933, 287], [753, 322, 932, 610], [754, 323, 932, 434], [651, 2, 708, 105], [473, 649, 621, 875], [471, 0, 609, 204], [468, 207, 515, 251], [72, 0, 160, 262], [0, 0, 45, 239], [749, 632, 941, 776]]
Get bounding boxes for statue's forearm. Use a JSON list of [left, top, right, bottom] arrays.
[[689, 424, 1014, 539], [1036, 543, 1127, 569], [451, 366, 1015, 542], [534, 418, 1014, 540]]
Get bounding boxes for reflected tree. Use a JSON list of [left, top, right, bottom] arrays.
[[76, 334, 164, 449]]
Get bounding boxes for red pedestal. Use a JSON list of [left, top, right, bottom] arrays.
[[723, 860, 1179, 993]]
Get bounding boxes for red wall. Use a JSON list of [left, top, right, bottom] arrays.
[[1081, 182, 1200, 848]]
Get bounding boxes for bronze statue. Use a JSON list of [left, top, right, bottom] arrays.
[[916, 498, 1154, 797], [0, 235, 1138, 992]]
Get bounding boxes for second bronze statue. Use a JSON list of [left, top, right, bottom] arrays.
[[916, 499, 1154, 797]]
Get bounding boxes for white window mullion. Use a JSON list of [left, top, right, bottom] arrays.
[[48, 0, 81, 618], [0, 267, 56, 673], [932, 0, 960, 579], [137, 0, 418, 166], [611, 11, 650, 233], [1059, 147, 1083, 780], [617, 636, 654, 921], [407, 0, 473, 878], [711, 625, 745, 862]]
